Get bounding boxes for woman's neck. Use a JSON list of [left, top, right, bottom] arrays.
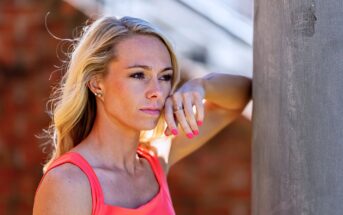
[[75, 114, 142, 175]]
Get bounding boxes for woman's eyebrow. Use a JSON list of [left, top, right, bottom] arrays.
[[126, 64, 173, 72], [126, 64, 151, 70]]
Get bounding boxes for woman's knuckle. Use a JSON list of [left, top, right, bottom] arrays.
[[193, 92, 201, 100], [184, 92, 192, 99], [172, 94, 180, 102]]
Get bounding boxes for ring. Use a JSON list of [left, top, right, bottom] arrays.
[[173, 105, 183, 112]]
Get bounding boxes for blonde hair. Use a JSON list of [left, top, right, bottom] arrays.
[[41, 16, 180, 173]]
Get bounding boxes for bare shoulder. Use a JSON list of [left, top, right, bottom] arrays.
[[33, 163, 92, 215]]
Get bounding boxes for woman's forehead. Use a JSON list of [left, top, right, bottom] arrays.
[[112, 35, 172, 67]]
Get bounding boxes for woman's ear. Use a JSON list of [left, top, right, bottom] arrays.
[[87, 75, 104, 98]]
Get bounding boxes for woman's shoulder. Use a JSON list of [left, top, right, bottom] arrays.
[[33, 163, 92, 214], [45, 161, 90, 183]]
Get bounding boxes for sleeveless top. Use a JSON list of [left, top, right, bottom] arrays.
[[36, 147, 176, 215]]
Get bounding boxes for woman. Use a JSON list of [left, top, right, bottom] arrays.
[[33, 16, 251, 215]]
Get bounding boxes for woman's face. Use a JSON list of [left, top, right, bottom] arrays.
[[98, 35, 173, 131]]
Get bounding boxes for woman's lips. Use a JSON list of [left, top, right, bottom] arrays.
[[140, 109, 161, 115]]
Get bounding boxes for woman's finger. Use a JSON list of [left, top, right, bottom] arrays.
[[172, 94, 194, 138], [182, 94, 199, 135], [193, 93, 205, 126], [164, 126, 171, 136], [164, 97, 178, 135], [173, 109, 194, 138]]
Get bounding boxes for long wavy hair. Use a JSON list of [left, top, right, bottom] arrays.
[[40, 16, 180, 173]]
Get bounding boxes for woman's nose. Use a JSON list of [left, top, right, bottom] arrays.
[[146, 79, 163, 99]]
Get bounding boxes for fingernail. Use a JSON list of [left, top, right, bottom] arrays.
[[186, 133, 194, 139], [171, 129, 178, 135], [164, 130, 170, 136], [193, 130, 199, 136], [197, 121, 203, 126]]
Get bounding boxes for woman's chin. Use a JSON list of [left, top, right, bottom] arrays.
[[133, 116, 160, 131]]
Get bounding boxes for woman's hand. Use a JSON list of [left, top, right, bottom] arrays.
[[164, 78, 205, 138]]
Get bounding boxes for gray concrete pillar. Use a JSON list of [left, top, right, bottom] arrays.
[[252, 0, 343, 214]]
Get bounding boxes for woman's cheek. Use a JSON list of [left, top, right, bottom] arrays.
[[164, 84, 172, 99], [111, 80, 125, 92]]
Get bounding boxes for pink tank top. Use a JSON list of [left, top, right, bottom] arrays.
[[36, 147, 176, 215]]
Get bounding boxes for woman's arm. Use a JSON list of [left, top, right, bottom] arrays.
[[202, 73, 252, 111], [157, 73, 251, 174]]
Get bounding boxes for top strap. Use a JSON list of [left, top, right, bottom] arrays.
[[136, 147, 167, 187]]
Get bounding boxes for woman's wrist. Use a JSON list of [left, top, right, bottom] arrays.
[[200, 73, 216, 100], [199, 72, 252, 110]]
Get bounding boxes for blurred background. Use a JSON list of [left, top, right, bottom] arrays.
[[0, 0, 253, 214]]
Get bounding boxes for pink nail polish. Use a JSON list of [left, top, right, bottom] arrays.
[[197, 121, 203, 126], [193, 130, 199, 136], [187, 133, 194, 139], [171, 129, 178, 135]]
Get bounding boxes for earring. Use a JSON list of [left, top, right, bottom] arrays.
[[94, 92, 103, 97]]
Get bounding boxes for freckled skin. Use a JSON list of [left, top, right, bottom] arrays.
[[99, 35, 173, 131]]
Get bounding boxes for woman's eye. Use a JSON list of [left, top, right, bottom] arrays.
[[160, 74, 172, 81], [130, 72, 172, 81], [130, 72, 145, 79]]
